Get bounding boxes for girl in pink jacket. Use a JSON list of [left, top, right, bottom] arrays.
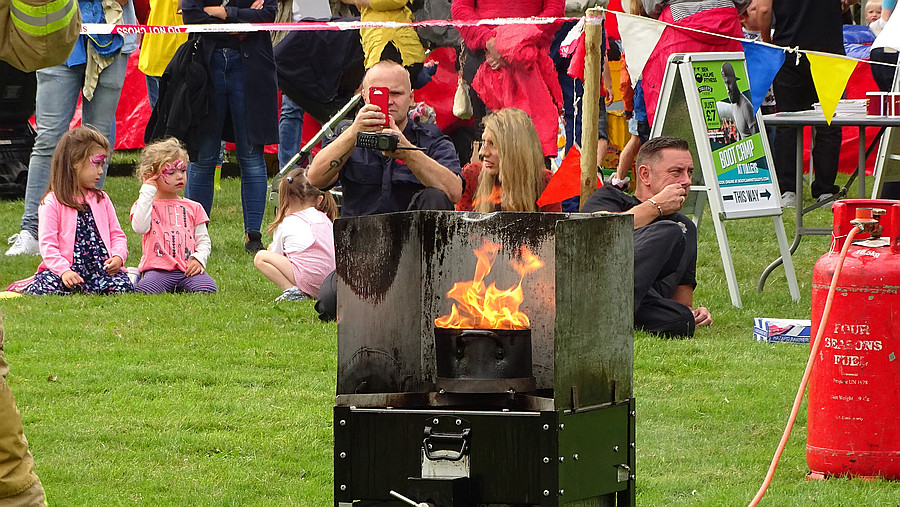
[[24, 127, 133, 295]]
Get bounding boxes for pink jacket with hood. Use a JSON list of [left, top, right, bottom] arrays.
[[36, 191, 129, 276]]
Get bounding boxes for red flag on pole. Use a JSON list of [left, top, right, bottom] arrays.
[[537, 146, 602, 207]]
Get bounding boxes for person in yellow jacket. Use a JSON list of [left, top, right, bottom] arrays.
[[0, 0, 82, 502], [138, 0, 188, 107], [0, 0, 81, 72], [341, 0, 433, 88]]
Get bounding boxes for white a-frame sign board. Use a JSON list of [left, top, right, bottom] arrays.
[[653, 52, 800, 308]]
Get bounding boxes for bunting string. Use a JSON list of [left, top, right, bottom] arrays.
[[79, 11, 899, 70], [588, 8, 899, 69]]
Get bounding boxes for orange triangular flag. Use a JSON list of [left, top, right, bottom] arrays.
[[537, 147, 602, 207], [807, 53, 857, 125]]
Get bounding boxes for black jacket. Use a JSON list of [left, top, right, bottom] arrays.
[[145, 36, 213, 159], [181, 0, 279, 146], [275, 17, 365, 124]]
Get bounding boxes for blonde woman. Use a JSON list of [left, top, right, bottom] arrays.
[[456, 108, 561, 212]]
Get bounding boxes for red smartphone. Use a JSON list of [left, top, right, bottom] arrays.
[[369, 86, 390, 127]]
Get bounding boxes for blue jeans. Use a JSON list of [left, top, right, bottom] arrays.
[[145, 74, 160, 109], [559, 74, 608, 152], [19, 54, 128, 237], [278, 94, 304, 170], [185, 48, 267, 234]]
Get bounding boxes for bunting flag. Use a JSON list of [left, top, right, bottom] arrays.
[[740, 41, 784, 114], [537, 146, 601, 207], [807, 52, 858, 124], [873, 8, 900, 50], [615, 13, 665, 87]]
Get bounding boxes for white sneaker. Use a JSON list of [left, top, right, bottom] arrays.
[[274, 286, 308, 302], [126, 267, 141, 285], [5, 230, 39, 256], [816, 192, 834, 203], [780, 191, 797, 208]]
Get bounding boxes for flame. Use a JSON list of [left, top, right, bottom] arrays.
[[435, 240, 545, 330], [472, 184, 502, 208]]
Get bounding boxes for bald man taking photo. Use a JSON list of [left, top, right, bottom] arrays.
[[308, 59, 462, 216], [583, 136, 712, 338]]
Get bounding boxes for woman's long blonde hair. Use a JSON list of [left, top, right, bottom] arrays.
[[473, 108, 545, 212]]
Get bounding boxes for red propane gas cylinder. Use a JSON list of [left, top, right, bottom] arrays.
[[809, 199, 900, 479]]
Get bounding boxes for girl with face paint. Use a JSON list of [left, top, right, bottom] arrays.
[[129, 138, 217, 294], [21, 127, 134, 295]]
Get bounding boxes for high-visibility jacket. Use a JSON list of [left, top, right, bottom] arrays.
[[0, 314, 41, 501], [0, 0, 82, 72]]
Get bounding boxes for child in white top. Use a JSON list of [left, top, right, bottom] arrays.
[[130, 138, 217, 294], [254, 168, 336, 302]]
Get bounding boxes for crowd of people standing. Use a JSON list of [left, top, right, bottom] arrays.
[[0, 1, 885, 504]]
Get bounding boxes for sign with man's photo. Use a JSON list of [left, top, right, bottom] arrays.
[[652, 52, 799, 308], [691, 58, 778, 216]]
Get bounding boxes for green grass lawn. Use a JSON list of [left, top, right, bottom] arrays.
[[1, 171, 898, 505]]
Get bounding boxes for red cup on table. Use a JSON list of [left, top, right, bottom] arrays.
[[867, 92, 886, 115]]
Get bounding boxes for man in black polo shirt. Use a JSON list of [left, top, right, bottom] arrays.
[[308, 60, 463, 216], [582, 136, 712, 338]]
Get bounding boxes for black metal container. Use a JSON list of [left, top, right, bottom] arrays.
[[334, 400, 635, 506], [434, 328, 536, 393]]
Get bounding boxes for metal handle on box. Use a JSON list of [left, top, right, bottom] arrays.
[[423, 427, 470, 461]]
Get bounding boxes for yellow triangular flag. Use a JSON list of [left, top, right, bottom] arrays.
[[807, 53, 857, 125]]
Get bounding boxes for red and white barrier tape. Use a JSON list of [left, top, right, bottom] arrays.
[[80, 16, 581, 35]]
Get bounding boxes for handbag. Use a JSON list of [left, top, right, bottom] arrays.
[[453, 75, 473, 120]]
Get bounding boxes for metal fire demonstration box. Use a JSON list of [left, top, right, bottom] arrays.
[[333, 211, 635, 506]]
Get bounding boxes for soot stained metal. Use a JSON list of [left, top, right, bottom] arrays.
[[333, 211, 636, 506]]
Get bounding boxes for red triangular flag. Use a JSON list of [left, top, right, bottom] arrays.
[[537, 146, 602, 207]]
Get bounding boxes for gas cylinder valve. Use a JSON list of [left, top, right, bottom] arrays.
[[849, 208, 885, 237]]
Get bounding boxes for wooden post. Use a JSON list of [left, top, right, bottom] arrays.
[[580, 7, 604, 210]]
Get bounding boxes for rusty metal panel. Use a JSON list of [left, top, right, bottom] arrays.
[[336, 211, 634, 405], [554, 214, 634, 410], [335, 212, 426, 394]]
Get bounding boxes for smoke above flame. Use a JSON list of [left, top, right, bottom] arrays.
[[435, 239, 545, 330]]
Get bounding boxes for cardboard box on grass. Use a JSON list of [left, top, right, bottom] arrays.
[[753, 318, 811, 344]]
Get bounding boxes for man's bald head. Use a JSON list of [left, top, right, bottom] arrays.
[[361, 60, 414, 129], [362, 60, 411, 93]]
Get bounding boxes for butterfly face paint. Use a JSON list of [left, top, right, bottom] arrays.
[[161, 159, 186, 176], [158, 159, 187, 193], [90, 153, 108, 168]]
